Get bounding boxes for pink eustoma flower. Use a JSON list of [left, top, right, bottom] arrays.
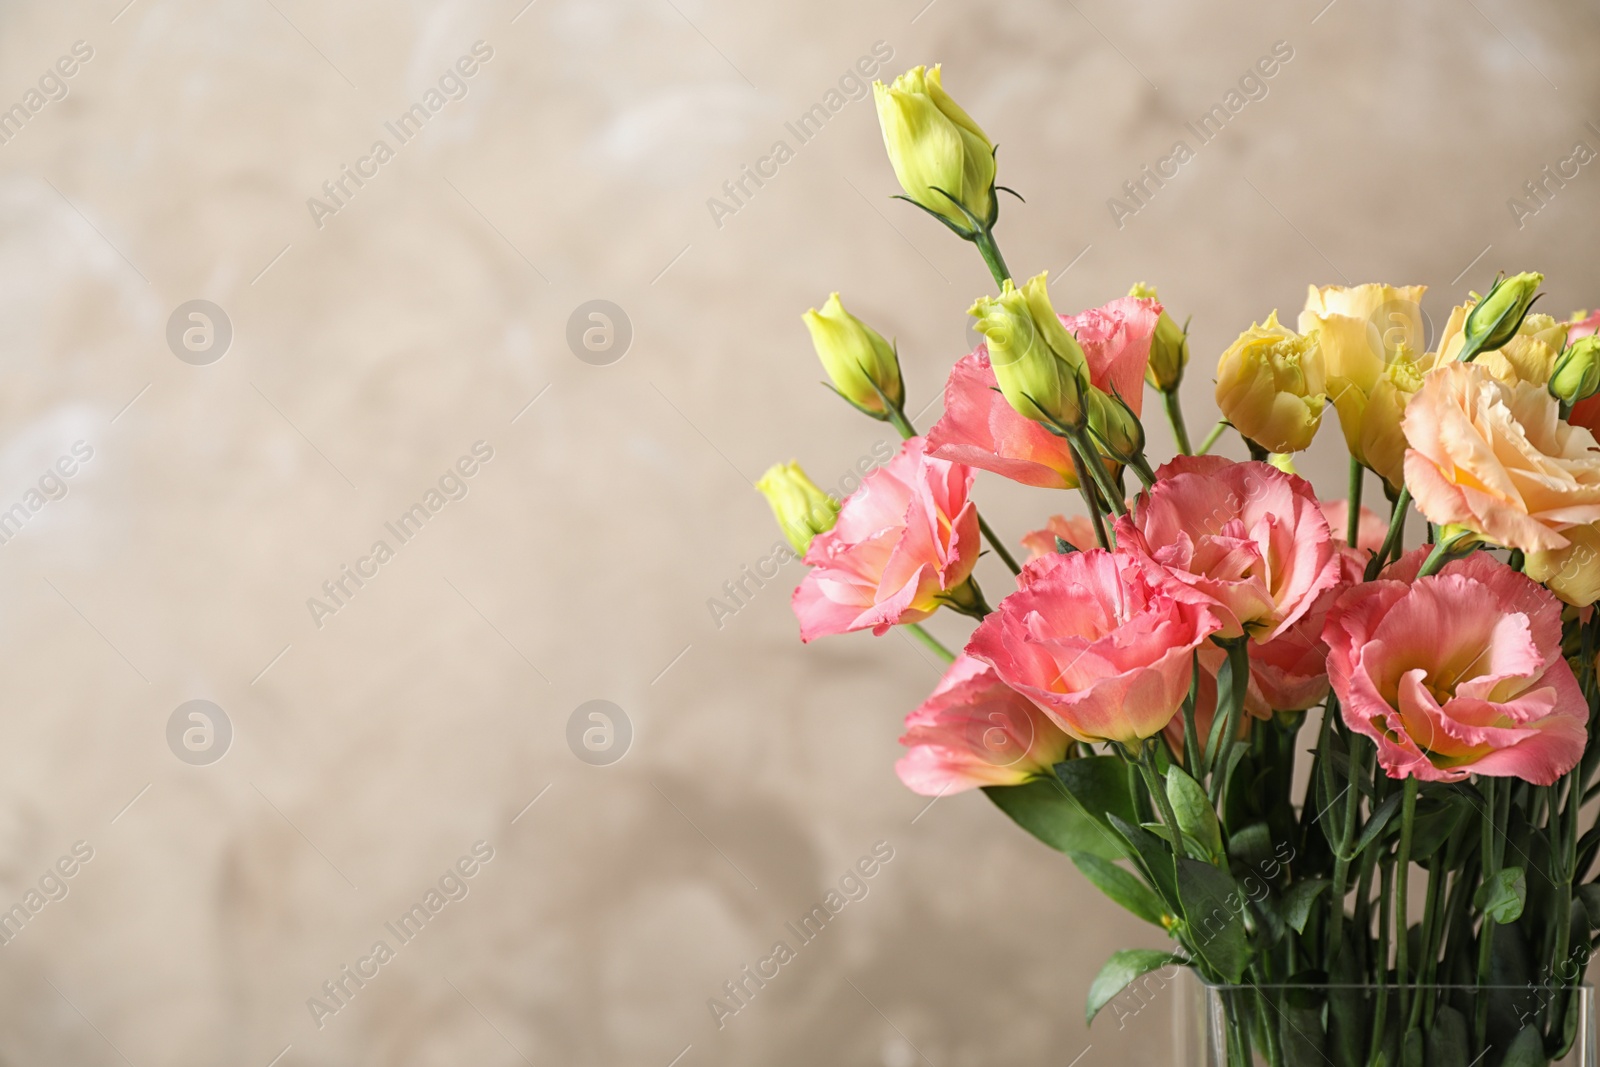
[[965, 549, 1221, 746], [895, 656, 1074, 796], [792, 437, 980, 641], [925, 349, 1082, 488], [1061, 294, 1163, 415], [1116, 456, 1342, 643], [926, 296, 1161, 489], [1320, 499, 1388, 556], [1570, 309, 1600, 341], [1325, 552, 1587, 786]]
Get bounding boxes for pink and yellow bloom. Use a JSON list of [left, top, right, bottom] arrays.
[[895, 656, 1074, 795], [1115, 456, 1342, 643], [793, 437, 980, 641], [965, 549, 1221, 746], [926, 296, 1161, 487], [925, 350, 1082, 488], [1325, 552, 1587, 785], [1402, 361, 1600, 553]]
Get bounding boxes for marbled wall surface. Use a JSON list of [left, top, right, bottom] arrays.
[[0, 0, 1596, 1063]]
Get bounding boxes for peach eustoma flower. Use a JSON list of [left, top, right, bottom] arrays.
[[965, 549, 1221, 746], [1115, 456, 1342, 643], [927, 295, 1160, 487], [895, 656, 1074, 796], [792, 437, 980, 641], [1401, 361, 1600, 553], [1019, 514, 1099, 559], [1325, 552, 1587, 785]]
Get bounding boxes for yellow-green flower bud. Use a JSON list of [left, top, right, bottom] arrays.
[[802, 293, 904, 416], [873, 65, 995, 233], [1551, 335, 1600, 407], [1130, 282, 1189, 392], [1086, 387, 1144, 466], [1461, 271, 1543, 361], [969, 272, 1089, 432], [756, 462, 838, 556]]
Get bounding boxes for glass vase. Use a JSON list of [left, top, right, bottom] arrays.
[[1173, 974, 1596, 1066]]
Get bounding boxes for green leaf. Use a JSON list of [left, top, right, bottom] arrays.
[[1399, 1026, 1423, 1067], [1056, 756, 1139, 828], [1407, 794, 1464, 858], [1279, 985, 1329, 1067], [1424, 1005, 1469, 1067], [1227, 822, 1274, 870], [1070, 852, 1169, 926], [1165, 764, 1222, 860], [1352, 790, 1403, 857], [1577, 883, 1600, 926], [1280, 879, 1330, 934], [982, 778, 1123, 860], [1499, 1025, 1547, 1067], [1109, 813, 1179, 909], [1475, 866, 1527, 923], [1176, 856, 1249, 982], [1086, 949, 1181, 1025]]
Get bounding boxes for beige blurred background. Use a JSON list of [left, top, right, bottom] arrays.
[[0, 0, 1596, 1063]]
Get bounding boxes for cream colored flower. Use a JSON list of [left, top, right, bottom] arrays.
[[1298, 283, 1428, 487]]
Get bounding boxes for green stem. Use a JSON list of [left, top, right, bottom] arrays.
[[1070, 428, 1128, 518], [1365, 487, 1411, 581], [887, 405, 916, 440], [1346, 458, 1364, 546], [1370, 855, 1393, 1065], [1066, 440, 1112, 550], [1395, 776, 1418, 1025], [1206, 638, 1251, 807], [1326, 730, 1363, 963], [1475, 777, 1500, 1049], [1197, 420, 1228, 456], [1162, 389, 1193, 455], [1182, 652, 1204, 779], [1137, 744, 1184, 887], [903, 623, 955, 663], [977, 514, 1022, 576], [972, 227, 1011, 288]]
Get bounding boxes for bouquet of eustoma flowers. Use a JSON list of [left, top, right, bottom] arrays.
[[759, 64, 1600, 1067]]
